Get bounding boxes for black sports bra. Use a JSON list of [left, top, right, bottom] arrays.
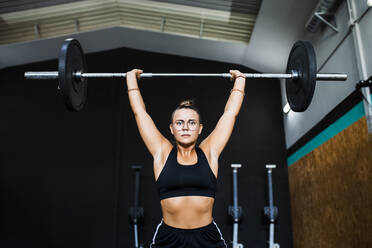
[[156, 147, 217, 200]]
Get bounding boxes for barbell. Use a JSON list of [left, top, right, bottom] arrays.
[[24, 38, 347, 112]]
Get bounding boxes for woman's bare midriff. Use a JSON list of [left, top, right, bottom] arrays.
[[160, 195, 215, 229]]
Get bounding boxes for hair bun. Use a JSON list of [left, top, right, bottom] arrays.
[[171, 98, 201, 123], [179, 99, 194, 107]]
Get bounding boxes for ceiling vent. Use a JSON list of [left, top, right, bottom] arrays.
[[0, 0, 262, 45]]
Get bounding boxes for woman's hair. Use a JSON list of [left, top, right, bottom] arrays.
[[170, 99, 202, 124]]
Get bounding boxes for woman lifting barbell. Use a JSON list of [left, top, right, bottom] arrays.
[[126, 68, 246, 248]]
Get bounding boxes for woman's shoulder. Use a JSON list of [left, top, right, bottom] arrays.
[[199, 142, 219, 165], [198, 142, 210, 157], [153, 141, 174, 177], [155, 141, 174, 163]]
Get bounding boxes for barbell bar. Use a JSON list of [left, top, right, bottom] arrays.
[[23, 38, 347, 112], [24, 71, 347, 80]]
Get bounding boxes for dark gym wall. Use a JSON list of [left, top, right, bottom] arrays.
[[289, 115, 372, 248], [0, 45, 292, 248], [0, 56, 122, 247]]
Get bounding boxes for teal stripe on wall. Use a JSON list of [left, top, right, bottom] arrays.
[[287, 99, 369, 166]]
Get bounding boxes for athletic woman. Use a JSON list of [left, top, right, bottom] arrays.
[[126, 69, 246, 248]]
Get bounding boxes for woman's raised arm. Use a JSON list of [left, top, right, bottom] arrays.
[[200, 70, 246, 158], [126, 69, 171, 157]]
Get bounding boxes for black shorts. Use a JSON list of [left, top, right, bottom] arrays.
[[150, 219, 227, 248]]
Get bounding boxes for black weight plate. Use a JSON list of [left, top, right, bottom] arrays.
[[58, 38, 87, 111], [285, 41, 316, 112]]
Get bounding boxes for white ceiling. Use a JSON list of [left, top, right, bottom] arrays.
[[0, 0, 319, 72]]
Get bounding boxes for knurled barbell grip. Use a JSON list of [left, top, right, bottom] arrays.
[[24, 71, 296, 79], [24, 71, 347, 81], [79, 72, 347, 80]]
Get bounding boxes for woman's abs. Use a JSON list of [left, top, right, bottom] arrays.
[[160, 196, 214, 229]]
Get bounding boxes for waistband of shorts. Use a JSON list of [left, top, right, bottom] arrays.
[[161, 219, 215, 233]]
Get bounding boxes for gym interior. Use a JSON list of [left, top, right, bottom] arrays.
[[0, 0, 371, 247]]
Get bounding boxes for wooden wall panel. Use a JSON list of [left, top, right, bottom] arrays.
[[288, 117, 372, 248]]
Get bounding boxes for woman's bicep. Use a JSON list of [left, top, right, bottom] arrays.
[[201, 111, 236, 156], [134, 110, 170, 156]]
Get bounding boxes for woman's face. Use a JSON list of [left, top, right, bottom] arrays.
[[170, 108, 203, 146]]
